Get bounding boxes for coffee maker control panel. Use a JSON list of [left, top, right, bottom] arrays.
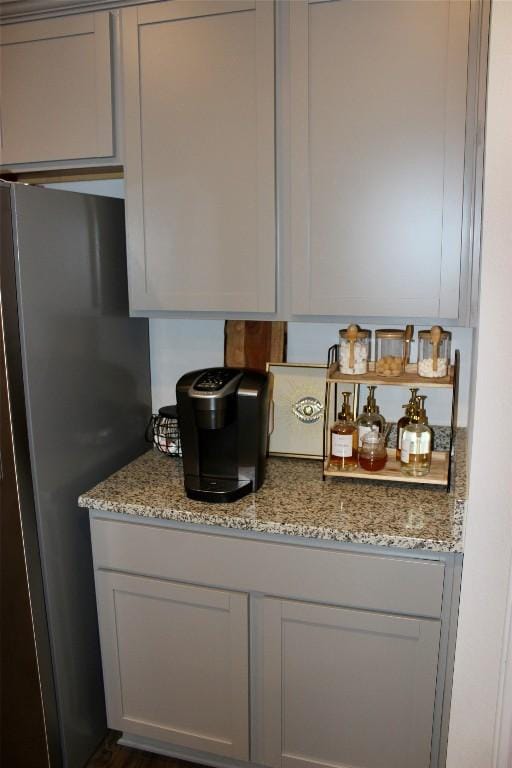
[[193, 369, 240, 393]]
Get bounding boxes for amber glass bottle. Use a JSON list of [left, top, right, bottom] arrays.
[[330, 391, 358, 471]]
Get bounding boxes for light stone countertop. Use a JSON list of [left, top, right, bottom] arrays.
[[79, 431, 467, 553]]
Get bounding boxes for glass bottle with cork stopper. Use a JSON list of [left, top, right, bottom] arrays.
[[400, 395, 433, 477], [418, 326, 451, 378], [329, 391, 358, 471], [356, 386, 386, 448], [375, 324, 414, 377], [338, 325, 370, 375], [375, 329, 405, 376], [395, 387, 419, 460]]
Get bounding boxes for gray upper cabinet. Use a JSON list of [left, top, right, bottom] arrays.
[[122, 0, 276, 314], [289, 0, 471, 320], [258, 597, 441, 768], [0, 12, 116, 167]]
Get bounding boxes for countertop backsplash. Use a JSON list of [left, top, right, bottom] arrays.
[[150, 319, 474, 427]]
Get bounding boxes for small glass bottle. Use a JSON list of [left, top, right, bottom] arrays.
[[400, 395, 433, 477], [395, 387, 419, 460], [359, 426, 387, 472], [356, 385, 386, 448], [330, 391, 358, 471]]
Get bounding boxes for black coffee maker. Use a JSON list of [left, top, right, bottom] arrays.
[[176, 367, 270, 502]]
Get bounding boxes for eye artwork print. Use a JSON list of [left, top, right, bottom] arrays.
[[293, 396, 324, 424]]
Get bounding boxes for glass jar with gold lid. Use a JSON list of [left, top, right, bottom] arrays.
[[418, 326, 451, 378], [375, 329, 406, 377], [338, 325, 370, 375]]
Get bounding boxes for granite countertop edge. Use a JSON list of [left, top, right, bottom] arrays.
[[78, 491, 466, 554]]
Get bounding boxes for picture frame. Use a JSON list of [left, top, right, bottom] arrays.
[[266, 362, 330, 460]]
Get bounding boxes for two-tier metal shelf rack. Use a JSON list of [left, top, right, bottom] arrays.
[[322, 346, 460, 489]]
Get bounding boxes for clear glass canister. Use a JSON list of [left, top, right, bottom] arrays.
[[417, 327, 451, 378], [338, 325, 370, 375], [375, 330, 405, 377]]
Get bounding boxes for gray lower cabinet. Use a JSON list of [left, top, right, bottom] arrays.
[[90, 515, 456, 768], [258, 597, 440, 768], [95, 571, 249, 760]]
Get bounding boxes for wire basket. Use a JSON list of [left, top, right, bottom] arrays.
[[145, 405, 182, 457]]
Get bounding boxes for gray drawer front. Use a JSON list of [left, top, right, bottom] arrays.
[[90, 516, 444, 618]]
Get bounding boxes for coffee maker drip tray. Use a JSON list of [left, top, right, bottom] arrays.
[[184, 475, 253, 503]]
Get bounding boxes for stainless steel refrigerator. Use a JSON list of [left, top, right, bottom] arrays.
[[0, 182, 152, 768]]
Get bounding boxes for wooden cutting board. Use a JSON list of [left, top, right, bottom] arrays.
[[224, 321, 287, 372]]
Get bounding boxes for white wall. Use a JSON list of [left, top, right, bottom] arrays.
[[150, 318, 225, 408], [151, 319, 473, 425], [446, 2, 512, 765]]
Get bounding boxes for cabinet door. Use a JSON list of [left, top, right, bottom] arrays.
[[95, 571, 249, 759], [122, 0, 275, 314], [258, 597, 440, 768], [290, 0, 470, 319], [0, 13, 114, 166]]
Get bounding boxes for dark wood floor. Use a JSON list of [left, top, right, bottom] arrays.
[[87, 732, 202, 768]]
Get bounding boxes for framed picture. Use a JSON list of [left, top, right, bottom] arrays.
[[266, 363, 329, 459]]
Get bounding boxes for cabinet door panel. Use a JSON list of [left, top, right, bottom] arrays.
[[122, 0, 275, 313], [290, 0, 469, 319], [95, 571, 249, 759], [0, 12, 114, 165], [260, 597, 440, 768]]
